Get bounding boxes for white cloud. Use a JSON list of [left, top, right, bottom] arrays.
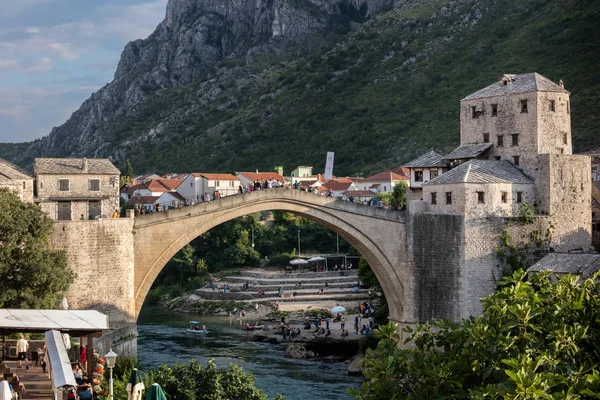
[[0, 0, 168, 142], [26, 57, 53, 71]]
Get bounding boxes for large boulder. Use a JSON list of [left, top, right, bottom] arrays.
[[347, 355, 363, 376]]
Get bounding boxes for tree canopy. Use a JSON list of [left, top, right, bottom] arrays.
[[353, 270, 600, 399], [0, 188, 74, 308]]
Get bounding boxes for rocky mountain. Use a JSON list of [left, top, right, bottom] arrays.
[[3, 0, 599, 175]]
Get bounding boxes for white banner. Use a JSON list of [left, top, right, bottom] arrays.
[[324, 152, 335, 181]]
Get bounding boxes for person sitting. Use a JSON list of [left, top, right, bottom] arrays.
[[318, 327, 325, 335], [202, 325, 207, 331], [194, 324, 199, 330], [73, 365, 83, 385], [341, 329, 349, 337], [79, 386, 93, 399], [360, 325, 367, 334]]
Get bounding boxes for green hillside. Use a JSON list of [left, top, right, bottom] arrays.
[[4, 0, 600, 176]]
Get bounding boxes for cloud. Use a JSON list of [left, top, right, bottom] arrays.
[[0, 0, 168, 143], [26, 57, 53, 71]]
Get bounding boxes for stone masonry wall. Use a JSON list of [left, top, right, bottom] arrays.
[[50, 217, 135, 326], [409, 212, 464, 322], [460, 92, 540, 180], [37, 173, 120, 220], [0, 179, 34, 203], [536, 154, 592, 251]]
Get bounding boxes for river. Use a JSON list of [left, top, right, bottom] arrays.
[[137, 307, 362, 400]]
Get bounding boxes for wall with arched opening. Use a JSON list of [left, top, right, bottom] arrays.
[[133, 191, 408, 323]]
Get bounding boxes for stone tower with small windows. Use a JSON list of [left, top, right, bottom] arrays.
[[460, 73, 572, 181]]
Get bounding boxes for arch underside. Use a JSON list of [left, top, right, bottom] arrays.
[[133, 197, 406, 321]]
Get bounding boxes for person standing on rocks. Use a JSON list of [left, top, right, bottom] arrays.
[[340, 316, 346, 332]]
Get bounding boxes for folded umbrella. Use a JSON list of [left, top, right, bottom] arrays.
[[146, 383, 167, 400], [126, 368, 145, 400]]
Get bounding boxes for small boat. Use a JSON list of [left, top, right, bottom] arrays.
[[186, 320, 209, 335], [241, 324, 265, 331]]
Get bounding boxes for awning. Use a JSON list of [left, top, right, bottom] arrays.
[[0, 309, 109, 337], [45, 330, 77, 390]]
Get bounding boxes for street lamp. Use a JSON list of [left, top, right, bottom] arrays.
[[104, 349, 118, 400]]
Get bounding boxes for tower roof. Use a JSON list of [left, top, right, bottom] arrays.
[[424, 160, 533, 185], [404, 151, 448, 168], [462, 73, 569, 101]]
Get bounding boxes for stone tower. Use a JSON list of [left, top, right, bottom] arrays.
[[460, 73, 572, 181]]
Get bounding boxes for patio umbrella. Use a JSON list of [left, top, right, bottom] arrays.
[[289, 259, 308, 265], [126, 368, 145, 400], [0, 381, 12, 400], [59, 297, 69, 310], [331, 306, 346, 314], [307, 256, 326, 262], [146, 383, 167, 400], [59, 297, 71, 349]]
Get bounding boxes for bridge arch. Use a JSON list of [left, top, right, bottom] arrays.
[[133, 190, 408, 323]]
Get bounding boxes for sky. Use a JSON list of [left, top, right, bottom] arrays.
[[0, 0, 168, 143]]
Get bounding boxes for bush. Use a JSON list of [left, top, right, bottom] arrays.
[[267, 253, 293, 267], [353, 271, 600, 399]]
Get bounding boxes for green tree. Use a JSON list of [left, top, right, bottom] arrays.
[[104, 358, 282, 400], [120, 160, 134, 186], [353, 270, 600, 399], [390, 181, 408, 211], [0, 188, 74, 308]]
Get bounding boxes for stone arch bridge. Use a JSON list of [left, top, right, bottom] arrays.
[[53, 190, 468, 330]]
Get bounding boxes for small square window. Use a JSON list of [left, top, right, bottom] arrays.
[[471, 106, 478, 119], [497, 135, 504, 147], [430, 169, 438, 179], [512, 134, 519, 146], [491, 104, 498, 116], [483, 133, 489, 143], [415, 170, 423, 182], [431, 192, 437, 205], [520, 100, 528, 113], [445, 192, 452, 205], [501, 192, 507, 203], [89, 179, 100, 192], [495, 156, 501, 161], [516, 192, 523, 203], [58, 179, 69, 192], [513, 156, 520, 166], [477, 192, 485, 204], [549, 100, 555, 112]]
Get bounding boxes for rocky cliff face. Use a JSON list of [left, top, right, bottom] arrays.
[[13, 0, 393, 166]]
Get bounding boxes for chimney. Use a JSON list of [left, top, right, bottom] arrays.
[[256, 169, 259, 174], [559, 79, 565, 89], [274, 166, 283, 176], [82, 158, 89, 173]]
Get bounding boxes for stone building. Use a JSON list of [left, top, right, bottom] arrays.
[[405, 73, 592, 316], [35, 158, 120, 220], [0, 157, 34, 202]]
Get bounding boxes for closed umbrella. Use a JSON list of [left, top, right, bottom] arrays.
[[146, 383, 167, 400], [0, 381, 12, 400], [126, 368, 145, 400], [331, 305, 346, 314]]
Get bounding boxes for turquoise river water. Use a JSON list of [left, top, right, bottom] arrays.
[[137, 308, 362, 399]]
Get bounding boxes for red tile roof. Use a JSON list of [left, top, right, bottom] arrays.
[[364, 170, 408, 182], [578, 148, 600, 156], [197, 173, 239, 181], [129, 178, 183, 192], [323, 180, 356, 191], [391, 166, 410, 178], [238, 172, 286, 182]]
